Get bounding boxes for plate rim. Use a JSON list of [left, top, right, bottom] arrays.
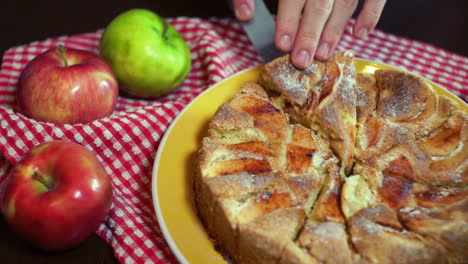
[[151, 58, 467, 264], [151, 66, 257, 264]]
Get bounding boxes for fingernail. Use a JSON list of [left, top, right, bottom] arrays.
[[316, 43, 330, 60], [357, 28, 369, 39], [236, 3, 251, 20], [279, 34, 292, 50], [294, 49, 310, 69]]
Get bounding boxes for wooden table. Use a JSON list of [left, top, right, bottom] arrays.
[[0, 0, 466, 263]]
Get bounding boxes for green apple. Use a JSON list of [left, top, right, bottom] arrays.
[[99, 9, 191, 98]]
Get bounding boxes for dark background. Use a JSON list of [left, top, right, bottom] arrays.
[[1, 0, 468, 56], [0, 0, 467, 263]]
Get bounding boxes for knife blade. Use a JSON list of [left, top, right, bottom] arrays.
[[231, 0, 285, 62]]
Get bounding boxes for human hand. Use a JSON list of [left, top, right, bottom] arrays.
[[233, 0, 386, 69]]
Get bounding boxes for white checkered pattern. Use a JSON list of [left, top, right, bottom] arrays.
[[0, 17, 467, 264]]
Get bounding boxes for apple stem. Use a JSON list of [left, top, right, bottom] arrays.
[[32, 171, 54, 190], [162, 20, 169, 41], [58, 44, 69, 67]]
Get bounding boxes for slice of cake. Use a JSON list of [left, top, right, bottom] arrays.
[[195, 82, 340, 264], [259, 51, 357, 173]]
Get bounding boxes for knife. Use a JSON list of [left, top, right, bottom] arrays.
[[229, 0, 285, 62]]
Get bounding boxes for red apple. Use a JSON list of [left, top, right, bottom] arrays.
[[0, 140, 113, 251], [17, 45, 118, 124]]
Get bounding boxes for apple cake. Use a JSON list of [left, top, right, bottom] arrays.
[[194, 50, 468, 264]]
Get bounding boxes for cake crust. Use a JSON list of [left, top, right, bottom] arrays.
[[195, 51, 468, 264]]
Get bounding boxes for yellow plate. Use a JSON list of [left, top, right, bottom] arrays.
[[151, 59, 467, 264]]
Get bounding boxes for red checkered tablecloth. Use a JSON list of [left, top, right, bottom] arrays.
[[0, 17, 467, 264]]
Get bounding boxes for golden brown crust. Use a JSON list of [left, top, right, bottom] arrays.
[[195, 82, 339, 263], [308, 163, 345, 224], [350, 68, 467, 264], [297, 221, 355, 264], [349, 204, 448, 264], [259, 55, 325, 106], [259, 50, 357, 171], [313, 51, 357, 171], [356, 72, 378, 124], [375, 69, 435, 122], [209, 104, 255, 132], [278, 241, 319, 264], [237, 208, 306, 264], [398, 198, 468, 264], [195, 52, 468, 264]]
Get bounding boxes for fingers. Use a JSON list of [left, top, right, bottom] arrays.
[[290, 0, 334, 69], [354, 0, 386, 39], [270, 0, 386, 69], [233, 0, 255, 21], [315, 0, 359, 60], [275, 0, 307, 52]]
